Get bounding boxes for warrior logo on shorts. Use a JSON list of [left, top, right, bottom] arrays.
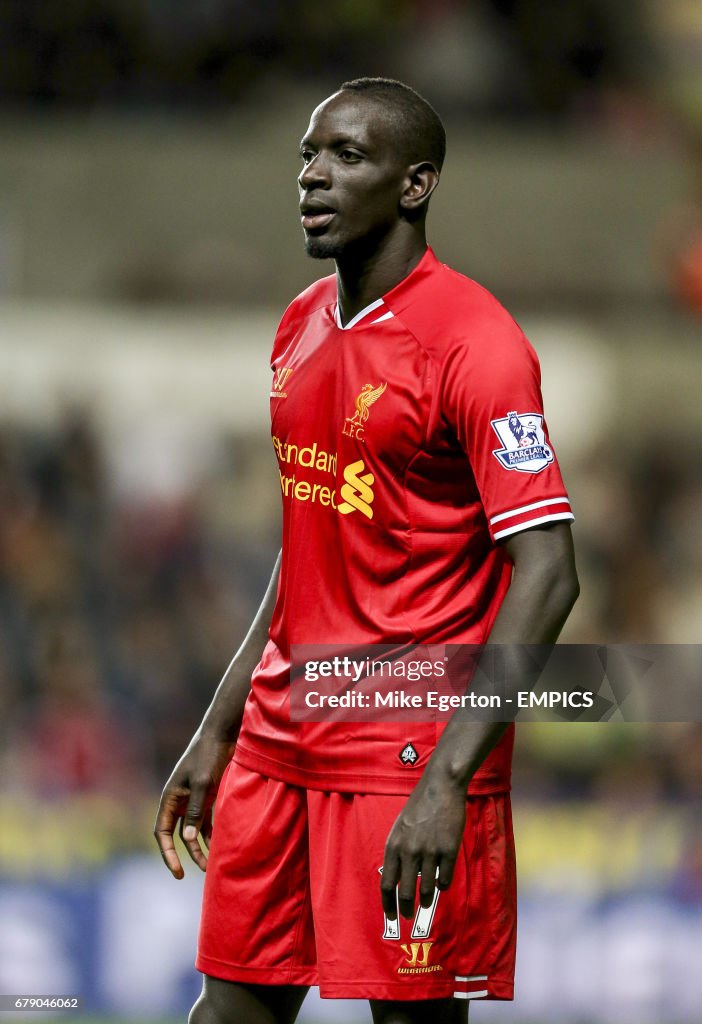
[[400, 941, 435, 969], [491, 411, 554, 473], [399, 742, 419, 766]]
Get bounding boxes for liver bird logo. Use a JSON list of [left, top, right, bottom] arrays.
[[350, 382, 387, 425]]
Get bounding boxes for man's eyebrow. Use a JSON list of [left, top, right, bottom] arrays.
[[331, 136, 368, 150], [299, 134, 369, 152], [315, 137, 370, 152]]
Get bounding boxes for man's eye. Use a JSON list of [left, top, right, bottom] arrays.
[[300, 150, 315, 163], [339, 150, 361, 162]]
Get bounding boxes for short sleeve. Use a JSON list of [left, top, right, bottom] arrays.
[[439, 318, 574, 542]]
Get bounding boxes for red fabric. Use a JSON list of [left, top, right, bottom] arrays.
[[197, 762, 516, 1000], [235, 247, 572, 794]]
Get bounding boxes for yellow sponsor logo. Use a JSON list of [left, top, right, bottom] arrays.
[[338, 459, 375, 519], [272, 435, 337, 475], [273, 436, 376, 519], [397, 941, 442, 975], [342, 381, 387, 441]]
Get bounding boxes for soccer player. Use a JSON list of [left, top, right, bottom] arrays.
[[155, 78, 579, 1024]]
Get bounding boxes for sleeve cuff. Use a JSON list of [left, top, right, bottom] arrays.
[[489, 497, 574, 541]]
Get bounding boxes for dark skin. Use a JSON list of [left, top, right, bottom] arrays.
[[380, 524, 578, 923], [298, 90, 440, 324], [154, 90, 580, 1024]]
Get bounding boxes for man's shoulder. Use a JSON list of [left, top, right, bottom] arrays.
[[277, 275, 337, 334], [390, 251, 531, 363]]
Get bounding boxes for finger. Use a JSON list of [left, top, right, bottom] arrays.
[[437, 853, 457, 891], [201, 807, 214, 850], [181, 778, 208, 843], [419, 857, 439, 908], [380, 851, 401, 919], [153, 793, 185, 879], [180, 814, 209, 872], [397, 855, 421, 919]]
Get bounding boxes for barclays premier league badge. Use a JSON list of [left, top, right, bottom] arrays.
[[491, 411, 554, 473]]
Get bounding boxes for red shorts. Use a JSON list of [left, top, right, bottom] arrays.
[[196, 761, 516, 1002]]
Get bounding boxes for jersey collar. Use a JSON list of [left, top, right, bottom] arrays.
[[334, 297, 394, 330], [333, 247, 439, 330]]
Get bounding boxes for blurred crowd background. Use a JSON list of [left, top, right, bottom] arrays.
[[1, 2, 702, 1021]]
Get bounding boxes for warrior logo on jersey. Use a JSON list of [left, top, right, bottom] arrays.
[[271, 367, 293, 398], [491, 411, 554, 473], [342, 381, 387, 441], [399, 742, 419, 766]]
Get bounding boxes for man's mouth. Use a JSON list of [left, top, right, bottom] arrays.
[[300, 204, 336, 231]]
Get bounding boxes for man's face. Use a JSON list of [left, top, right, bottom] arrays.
[[298, 91, 409, 260]]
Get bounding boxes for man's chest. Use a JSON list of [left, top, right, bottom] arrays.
[[270, 317, 433, 474]]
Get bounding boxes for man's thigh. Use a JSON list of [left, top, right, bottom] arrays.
[[196, 763, 317, 987], [307, 791, 516, 1004]]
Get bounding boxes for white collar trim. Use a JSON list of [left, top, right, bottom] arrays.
[[335, 297, 392, 330]]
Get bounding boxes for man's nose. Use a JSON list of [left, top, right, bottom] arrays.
[[298, 153, 331, 190]]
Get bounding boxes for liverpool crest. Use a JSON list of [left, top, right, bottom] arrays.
[[342, 382, 387, 441]]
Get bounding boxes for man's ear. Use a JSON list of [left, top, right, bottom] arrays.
[[400, 161, 440, 214]]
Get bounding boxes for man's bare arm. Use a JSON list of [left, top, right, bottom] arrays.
[[381, 523, 579, 919], [154, 551, 281, 878]]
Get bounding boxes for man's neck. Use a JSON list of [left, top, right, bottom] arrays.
[[335, 231, 427, 327]]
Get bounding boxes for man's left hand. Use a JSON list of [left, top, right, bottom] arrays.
[[380, 772, 466, 920]]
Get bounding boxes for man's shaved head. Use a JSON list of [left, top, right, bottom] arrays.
[[298, 78, 444, 260], [339, 77, 446, 172]]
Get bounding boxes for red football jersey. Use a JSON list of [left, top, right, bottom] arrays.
[[234, 248, 573, 794]]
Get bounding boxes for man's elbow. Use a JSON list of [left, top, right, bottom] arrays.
[[539, 538, 580, 625], [555, 562, 580, 616]]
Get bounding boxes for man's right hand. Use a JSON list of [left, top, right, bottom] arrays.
[[153, 553, 281, 878], [153, 732, 234, 878]]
